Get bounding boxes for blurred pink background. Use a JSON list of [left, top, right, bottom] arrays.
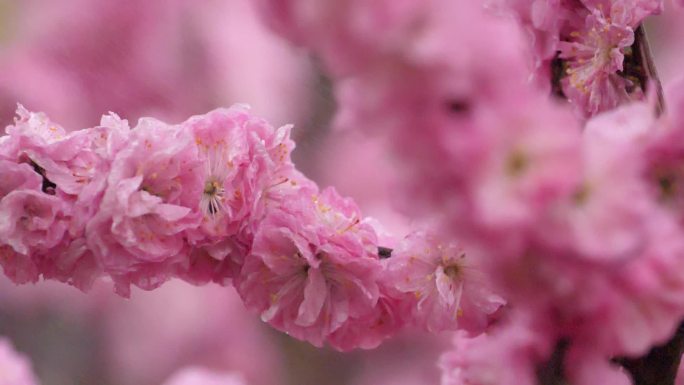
[[0, 0, 682, 384]]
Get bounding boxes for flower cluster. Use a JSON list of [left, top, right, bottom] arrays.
[[0, 104, 303, 297], [497, 0, 663, 116], [0, 104, 503, 351]]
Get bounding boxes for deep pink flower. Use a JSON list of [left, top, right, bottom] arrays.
[[237, 187, 382, 348], [558, 12, 636, 116]]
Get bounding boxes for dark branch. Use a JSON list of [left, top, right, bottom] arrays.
[[378, 247, 392, 259], [617, 322, 684, 385], [29, 159, 56, 194], [537, 339, 570, 385], [624, 25, 665, 116], [550, 24, 664, 116]]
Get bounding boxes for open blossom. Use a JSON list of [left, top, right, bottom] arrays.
[[181, 106, 306, 283], [383, 232, 504, 333], [236, 187, 383, 349], [0, 191, 69, 257], [163, 367, 245, 385], [0, 338, 40, 385], [185, 106, 296, 241], [86, 117, 204, 296], [558, 11, 636, 116], [495, 0, 663, 116]]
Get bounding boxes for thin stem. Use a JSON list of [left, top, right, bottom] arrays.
[[630, 25, 665, 116]]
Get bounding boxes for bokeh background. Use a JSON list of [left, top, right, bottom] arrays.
[[0, 1, 682, 384]]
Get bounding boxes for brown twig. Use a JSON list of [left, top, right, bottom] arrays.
[[624, 25, 665, 116], [537, 339, 570, 385], [617, 322, 684, 385]]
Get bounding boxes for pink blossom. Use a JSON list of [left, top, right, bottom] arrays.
[[254, 0, 426, 76], [540, 103, 656, 261], [181, 106, 307, 283], [0, 191, 69, 257], [326, 288, 406, 351], [558, 11, 636, 116], [236, 187, 382, 349], [480, 210, 684, 357], [382, 232, 504, 333], [86, 117, 203, 296], [184, 106, 296, 242], [496, 0, 663, 116], [0, 338, 39, 385], [440, 324, 551, 385]]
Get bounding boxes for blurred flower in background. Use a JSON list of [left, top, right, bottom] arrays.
[[0, 0, 313, 130]]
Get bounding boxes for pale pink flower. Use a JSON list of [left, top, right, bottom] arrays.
[[163, 367, 245, 385], [439, 324, 551, 385], [540, 103, 656, 261], [0, 338, 40, 385], [185, 106, 296, 241], [0, 0, 313, 130], [383, 232, 504, 333], [237, 187, 382, 348], [481, 210, 684, 357], [254, 0, 426, 76], [181, 106, 308, 282], [0, 191, 69, 257], [326, 288, 406, 351]]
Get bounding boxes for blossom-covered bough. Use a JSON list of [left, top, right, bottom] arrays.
[[2, 0, 684, 384]]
